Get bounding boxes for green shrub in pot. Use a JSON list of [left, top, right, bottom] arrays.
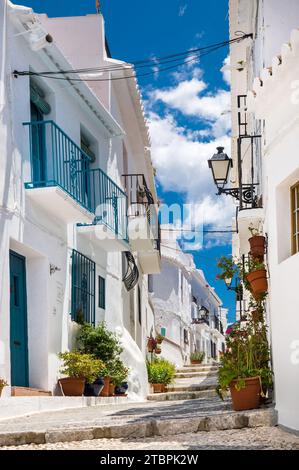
[[190, 351, 205, 364], [77, 322, 123, 363]]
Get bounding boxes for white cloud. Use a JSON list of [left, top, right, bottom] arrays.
[[152, 75, 230, 123], [146, 60, 234, 246], [221, 55, 231, 86], [179, 4, 187, 16]]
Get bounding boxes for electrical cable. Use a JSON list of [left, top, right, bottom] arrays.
[[13, 33, 252, 82]]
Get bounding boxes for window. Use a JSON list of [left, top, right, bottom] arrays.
[[71, 250, 95, 325], [98, 275, 106, 309], [183, 329, 189, 344], [138, 286, 142, 325], [148, 274, 153, 293], [80, 132, 96, 163], [291, 182, 299, 254], [180, 271, 184, 301]]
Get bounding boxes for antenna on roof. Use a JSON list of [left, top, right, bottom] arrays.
[[96, 0, 100, 13]]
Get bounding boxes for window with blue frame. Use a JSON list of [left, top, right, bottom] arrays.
[[98, 275, 106, 309], [71, 250, 95, 325]]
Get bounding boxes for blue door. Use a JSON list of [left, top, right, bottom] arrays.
[[30, 101, 46, 185], [9, 251, 29, 387]]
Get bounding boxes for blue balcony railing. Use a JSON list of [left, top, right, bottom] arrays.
[[24, 120, 128, 240]]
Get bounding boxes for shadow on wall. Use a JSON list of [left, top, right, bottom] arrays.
[[115, 325, 148, 401]]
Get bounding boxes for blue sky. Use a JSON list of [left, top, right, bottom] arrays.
[[15, 0, 236, 323]]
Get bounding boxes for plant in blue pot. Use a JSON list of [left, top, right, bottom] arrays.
[[110, 358, 129, 396], [84, 360, 107, 397]]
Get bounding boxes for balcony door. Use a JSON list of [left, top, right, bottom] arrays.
[[30, 101, 46, 185]]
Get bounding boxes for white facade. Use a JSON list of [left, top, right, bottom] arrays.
[[229, 0, 299, 431], [150, 228, 226, 367], [0, 2, 160, 400]]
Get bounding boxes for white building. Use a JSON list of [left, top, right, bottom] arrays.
[[0, 1, 160, 400], [150, 228, 226, 367], [229, 0, 299, 431]]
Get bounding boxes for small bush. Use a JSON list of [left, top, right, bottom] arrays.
[[190, 351, 205, 363], [58, 351, 106, 384], [147, 358, 175, 385], [77, 322, 123, 363], [109, 357, 129, 386]]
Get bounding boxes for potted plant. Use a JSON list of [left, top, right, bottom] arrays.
[[154, 344, 162, 355], [84, 361, 108, 397], [245, 258, 268, 299], [110, 358, 129, 396], [217, 320, 272, 411], [156, 334, 165, 345], [147, 358, 175, 393], [58, 352, 104, 396], [0, 379, 8, 397], [77, 322, 123, 397], [147, 336, 157, 353], [190, 351, 205, 365], [248, 225, 266, 260]]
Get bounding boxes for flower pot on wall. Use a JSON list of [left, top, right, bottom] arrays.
[[229, 377, 261, 411], [100, 376, 110, 397], [59, 377, 85, 396], [249, 236, 265, 259], [246, 269, 268, 298], [147, 337, 157, 353]]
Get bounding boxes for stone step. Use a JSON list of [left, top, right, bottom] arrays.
[[176, 368, 218, 375], [11, 387, 52, 397], [0, 400, 277, 447], [167, 383, 216, 392], [147, 389, 217, 401], [183, 364, 219, 369], [175, 371, 218, 379]]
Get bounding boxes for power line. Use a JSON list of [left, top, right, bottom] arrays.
[[13, 33, 252, 82]]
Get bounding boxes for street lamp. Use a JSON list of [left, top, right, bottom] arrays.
[[208, 147, 233, 190], [208, 146, 256, 205]]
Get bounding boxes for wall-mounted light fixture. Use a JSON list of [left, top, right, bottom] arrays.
[[50, 264, 61, 276], [208, 146, 256, 205]]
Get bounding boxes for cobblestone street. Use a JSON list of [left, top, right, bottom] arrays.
[[2, 427, 299, 450]]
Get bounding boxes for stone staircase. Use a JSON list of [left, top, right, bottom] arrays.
[[148, 363, 219, 401]]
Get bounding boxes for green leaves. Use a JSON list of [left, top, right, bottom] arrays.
[[58, 352, 106, 383], [217, 319, 272, 398], [77, 322, 123, 363], [190, 351, 205, 363], [147, 358, 176, 385]]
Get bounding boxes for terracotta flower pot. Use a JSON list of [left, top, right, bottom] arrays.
[[191, 360, 201, 365], [152, 383, 164, 393], [59, 377, 85, 396], [230, 377, 261, 411], [249, 236, 265, 259], [154, 348, 161, 355], [246, 269, 268, 298], [147, 338, 157, 353], [100, 376, 110, 397]]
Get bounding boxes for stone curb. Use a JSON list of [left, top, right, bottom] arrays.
[[0, 408, 278, 447]]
